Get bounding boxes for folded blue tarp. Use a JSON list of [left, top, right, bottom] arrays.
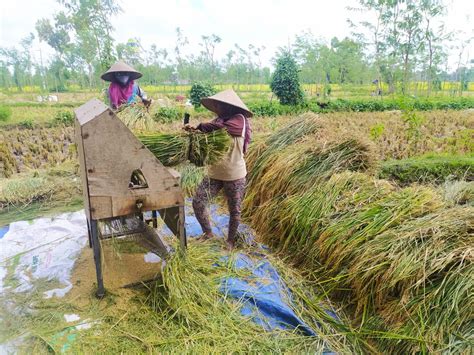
[[220, 254, 317, 336]]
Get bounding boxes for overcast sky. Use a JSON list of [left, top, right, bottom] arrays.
[[1, 0, 473, 70]]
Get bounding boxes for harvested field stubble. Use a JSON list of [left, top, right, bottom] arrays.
[[243, 113, 474, 352], [1, 126, 74, 172], [250, 110, 474, 160]]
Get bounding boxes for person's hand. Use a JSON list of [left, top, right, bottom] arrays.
[[142, 98, 152, 112], [183, 124, 196, 132]]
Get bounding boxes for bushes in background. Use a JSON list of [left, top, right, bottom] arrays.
[[380, 154, 474, 184], [0, 105, 12, 121]]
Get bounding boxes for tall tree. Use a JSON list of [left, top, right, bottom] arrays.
[[349, 0, 447, 95], [271, 50, 304, 105], [36, 0, 121, 87]]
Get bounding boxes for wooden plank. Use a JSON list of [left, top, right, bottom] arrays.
[[81, 108, 182, 197], [89, 196, 113, 220], [111, 191, 183, 218]]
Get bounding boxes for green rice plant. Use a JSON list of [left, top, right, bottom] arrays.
[[175, 164, 205, 196], [276, 173, 393, 262], [138, 129, 230, 167], [244, 114, 323, 216], [138, 132, 189, 166], [380, 154, 474, 184], [188, 129, 231, 167], [244, 137, 376, 223], [117, 104, 156, 131], [0, 105, 12, 121], [246, 113, 322, 185]]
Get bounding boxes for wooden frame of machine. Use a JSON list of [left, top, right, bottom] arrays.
[[75, 99, 186, 298]]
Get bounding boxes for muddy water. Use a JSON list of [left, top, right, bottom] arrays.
[[65, 241, 163, 307]]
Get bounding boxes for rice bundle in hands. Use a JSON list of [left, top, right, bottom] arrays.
[[138, 129, 230, 167], [188, 129, 231, 167]]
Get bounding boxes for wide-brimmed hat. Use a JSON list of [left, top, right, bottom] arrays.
[[101, 61, 142, 82], [201, 89, 253, 117]]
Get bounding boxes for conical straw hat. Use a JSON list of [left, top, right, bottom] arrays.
[[201, 89, 253, 117], [101, 61, 142, 82]]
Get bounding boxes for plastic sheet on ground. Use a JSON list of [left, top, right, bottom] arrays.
[[0, 211, 88, 298]]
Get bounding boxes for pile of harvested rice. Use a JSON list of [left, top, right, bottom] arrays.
[[2, 242, 373, 353], [242, 113, 474, 353]]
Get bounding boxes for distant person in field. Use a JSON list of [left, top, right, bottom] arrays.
[[101, 61, 151, 110], [184, 89, 252, 249]]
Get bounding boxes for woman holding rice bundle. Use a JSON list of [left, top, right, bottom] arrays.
[[101, 61, 151, 110], [185, 89, 252, 249]]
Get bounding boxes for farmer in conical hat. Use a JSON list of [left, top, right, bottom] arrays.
[[101, 61, 151, 110], [185, 89, 252, 249]]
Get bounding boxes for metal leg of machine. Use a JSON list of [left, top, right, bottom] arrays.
[[158, 206, 187, 251], [90, 219, 105, 298], [152, 210, 158, 228], [179, 206, 187, 250], [86, 219, 92, 248]]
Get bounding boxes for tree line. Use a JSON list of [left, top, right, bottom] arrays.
[[0, 0, 472, 95]]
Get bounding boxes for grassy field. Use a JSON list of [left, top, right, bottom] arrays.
[[2, 81, 474, 97]]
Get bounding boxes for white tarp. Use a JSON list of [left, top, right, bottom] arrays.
[[0, 211, 88, 298]]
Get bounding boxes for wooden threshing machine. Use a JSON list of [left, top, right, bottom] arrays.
[[75, 99, 186, 297]]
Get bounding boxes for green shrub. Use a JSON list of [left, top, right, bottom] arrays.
[[270, 51, 304, 105], [0, 105, 12, 122], [380, 154, 474, 184], [153, 107, 183, 123], [19, 119, 34, 129], [189, 82, 216, 108], [244, 97, 474, 116], [248, 100, 310, 117], [369, 123, 385, 141], [53, 110, 74, 126]]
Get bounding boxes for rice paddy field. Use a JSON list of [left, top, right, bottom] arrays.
[[0, 95, 473, 353]]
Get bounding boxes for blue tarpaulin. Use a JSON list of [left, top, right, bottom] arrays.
[[0, 225, 9, 239], [220, 254, 317, 336]]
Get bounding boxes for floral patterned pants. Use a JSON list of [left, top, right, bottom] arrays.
[[192, 177, 246, 242]]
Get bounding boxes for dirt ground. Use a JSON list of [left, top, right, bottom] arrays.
[[65, 240, 163, 308]]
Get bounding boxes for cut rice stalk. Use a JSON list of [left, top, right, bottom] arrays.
[[138, 129, 230, 167]]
